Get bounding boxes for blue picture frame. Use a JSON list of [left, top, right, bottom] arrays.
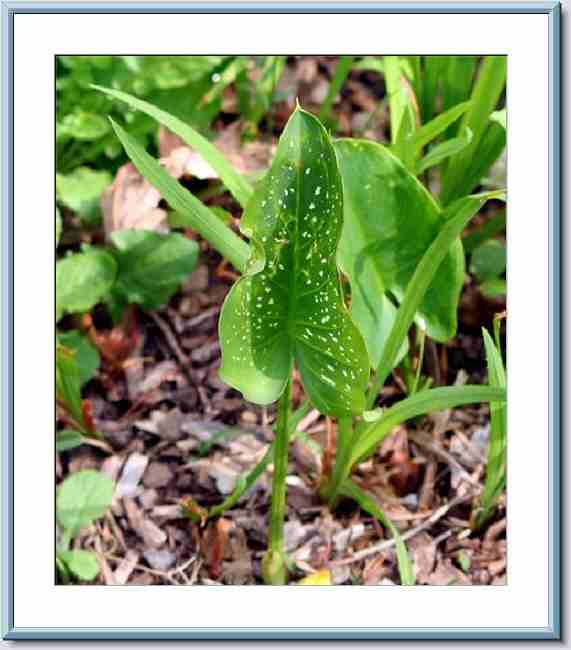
[[1, 1, 561, 640]]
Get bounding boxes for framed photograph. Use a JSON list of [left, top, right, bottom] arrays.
[[2, 0, 561, 641]]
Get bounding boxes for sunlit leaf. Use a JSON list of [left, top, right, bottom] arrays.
[[56, 248, 117, 319], [56, 167, 112, 225], [219, 107, 369, 416], [58, 550, 100, 581], [58, 330, 100, 386], [57, 469, 114, 536]]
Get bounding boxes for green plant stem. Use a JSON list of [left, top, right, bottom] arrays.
[[262, 377, 292, 585], [326, 416, 354, 508], [319, 56, 355, 126]]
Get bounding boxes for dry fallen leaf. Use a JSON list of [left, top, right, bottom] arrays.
[[101, 162, 168, 238]]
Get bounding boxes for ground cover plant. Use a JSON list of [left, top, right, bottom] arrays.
[[56, 55, 507, 586]]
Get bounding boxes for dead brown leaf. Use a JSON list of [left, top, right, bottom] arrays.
[[101, 162, 168, 238]]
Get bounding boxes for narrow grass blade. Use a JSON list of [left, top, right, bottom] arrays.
[[108, 118, 250, 273], [367, 190, 506, 406], [415, 127, 473, 175], [413, 101, 471, 152], [441, 57, 507, 204], [340, 479, 415, 585], [354, 385, 506, 465], [319, 56, 355, 126], [93, 85, 254, 209], [473, 329, 507, 530], [384, 56, 414, 146]]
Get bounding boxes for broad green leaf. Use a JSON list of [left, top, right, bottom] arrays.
[[59, 111, 110, 141], [56, 167, 112, 225], [415, 127, 473, 175], [56, 249, 117, 319], [353, 385, 507, 465], [335, 139, 464, 364], [480, 277, 507, 299], [441, 56, 507, 204], [219, 107, 369, 417], [413, 101, 471, 152], [108, 118, 250, 273], [110, 230, 199, 309], [58, 550, 100, 581], [56, 429, 84, 452], [57, 469, 114, 535], [470, 239, 506, 282], [463, 210, 506, 254], [367, 190, 506, 403], [340, 479, 415, 585], [56, 345, 86, 431], [94, 85, 253, 208], [58, 330, 100, 386], [473, 329, 507, 529]]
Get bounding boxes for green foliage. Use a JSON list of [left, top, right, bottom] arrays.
[[367, 191, 505, 404], [56, 55, 228, 173], [219, 107, 369, 417], [441, 56, 507, 204], [473, 327, 507, 530], [58, 331, 100, 386], [57, 549, 101, 582], [89, 60, 509, 584], [353, 385, 507, 466], [56, 469, 114, 582], [56, 430, 84, 452], [56, 344, 91, 433], [377, 55, 506, 212], [335, 139, 465, 368], [57, 469, 114, 535], [56, 248, 117, 320], [110, 230, 199, 310], [56, 167, 112, 225], [470, 239, 506, 282]]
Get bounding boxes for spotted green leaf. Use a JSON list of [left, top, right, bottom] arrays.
[[219, 107, 369, 417]]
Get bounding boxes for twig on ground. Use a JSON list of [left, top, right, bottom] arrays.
[[332, 491, 476, 566], [149, 311, 192, 381]]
